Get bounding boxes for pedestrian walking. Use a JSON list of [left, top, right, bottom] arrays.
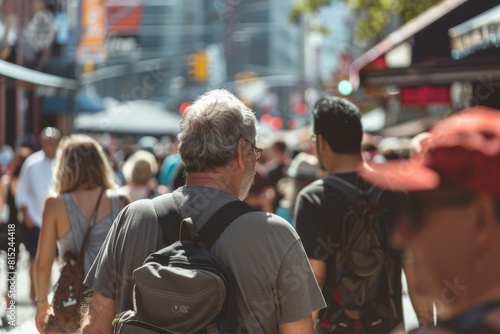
[[34, 134, 129, 333], [81, 89, 326, 333], [16, 127, 61, 304], [295, 96, 406, 333]]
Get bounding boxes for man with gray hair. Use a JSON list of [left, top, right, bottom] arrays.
[[81, 89, 326, 333]]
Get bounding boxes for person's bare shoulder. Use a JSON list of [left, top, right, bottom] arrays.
[[45, 191, 64, 204], [43, 192, 66, 217]]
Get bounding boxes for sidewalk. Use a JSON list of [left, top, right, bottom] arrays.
[[1, 249, 420, 334], [0, 247, 57, 334], [2, 304, 36, 334]]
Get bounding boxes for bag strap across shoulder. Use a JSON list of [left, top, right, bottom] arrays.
[[323, 174, 384, 206], [152, 194, 183, 245], [77, 188, 106, 263], [198, 200, 256, 248], [152, 194, 256, 248]]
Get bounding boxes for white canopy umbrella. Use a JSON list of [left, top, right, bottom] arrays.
[[74, 100, 181, 136]]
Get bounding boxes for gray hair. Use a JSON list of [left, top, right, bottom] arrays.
[[178, 89, 257, 172]]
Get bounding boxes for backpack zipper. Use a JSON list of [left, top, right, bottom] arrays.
[[134, 273, 222, 300]]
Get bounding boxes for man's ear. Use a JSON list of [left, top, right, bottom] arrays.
[[473, 194, 497, 249], [236, 138, 247, 171], [317, 134, 325, 154]]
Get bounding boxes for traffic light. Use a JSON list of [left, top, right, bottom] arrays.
[[332, 72, 353, 96], [338, 80, 353, 96], [187, 50, 208, 83]]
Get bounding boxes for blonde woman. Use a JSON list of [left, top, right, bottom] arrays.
[[34, 134, 130, 333]]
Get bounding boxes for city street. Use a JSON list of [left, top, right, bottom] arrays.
[[2, 0, 493, 332], [0, 247, 419, 333]]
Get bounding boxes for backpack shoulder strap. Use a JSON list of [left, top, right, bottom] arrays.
[[198, 201, 256, 248], [152, 194, 183, 245], [323, 174, 384, 206], [322, 174, 360, 204]]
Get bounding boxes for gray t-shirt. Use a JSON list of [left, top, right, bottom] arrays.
[[85, 186, 325, 333]]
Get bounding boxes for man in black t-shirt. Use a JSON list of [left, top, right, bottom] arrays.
[[295, 96, 404, 333]]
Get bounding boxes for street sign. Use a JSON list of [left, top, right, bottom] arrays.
[[77, 0, 108, 64]]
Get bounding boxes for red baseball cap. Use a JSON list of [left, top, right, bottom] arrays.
[[358, 106, 500, 198]]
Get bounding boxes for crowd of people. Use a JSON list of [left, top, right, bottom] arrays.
[[0, 88, 498, 333]]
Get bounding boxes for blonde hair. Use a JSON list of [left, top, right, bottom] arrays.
[[121, 150, 158, 185], [131, 160, 151, 185], [53, 134, 118, 193]]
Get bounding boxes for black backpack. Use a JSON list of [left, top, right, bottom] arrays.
[[318, 175, 397, 333], [113, 195, 255, 334]]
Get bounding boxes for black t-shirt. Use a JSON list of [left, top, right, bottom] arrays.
[[295, 172, 405, 323]]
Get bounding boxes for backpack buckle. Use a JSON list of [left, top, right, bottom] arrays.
[[179, 218, 199, 242]]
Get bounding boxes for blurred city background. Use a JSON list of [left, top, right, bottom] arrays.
[[0, 0, 498, 151]]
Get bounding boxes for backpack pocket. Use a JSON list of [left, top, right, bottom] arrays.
[[132, 260, 226, 333]]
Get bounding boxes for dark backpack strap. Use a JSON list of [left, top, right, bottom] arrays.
[[323, 175, 359, 203], [323, 174, 384, 206], [440, 323, 500, 334], [152, 194, 183, 245], [153, 195, 256, 248], [198, 201, 256, 248]]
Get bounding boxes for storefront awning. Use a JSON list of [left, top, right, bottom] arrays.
[[349, 0, 468, 90], [0, 59, 78, 89], [360, 59, 500, 87]]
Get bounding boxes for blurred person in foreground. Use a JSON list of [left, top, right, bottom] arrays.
[[402, 131, 437, 329], [295, 96, 405, 333], [16, 127, 61, 303], [359, 106, 500, 333], [80, 89, 325, 333], [35, 134, 130, 333]]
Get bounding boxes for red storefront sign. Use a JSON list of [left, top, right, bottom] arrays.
[[400, 85, 450, 106], [107, 0, 143, 35]]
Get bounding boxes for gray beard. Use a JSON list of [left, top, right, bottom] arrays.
[[239, 163, 256, 200]]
